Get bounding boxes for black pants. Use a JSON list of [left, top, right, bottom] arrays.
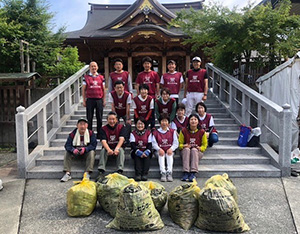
[[86, 98, 103, 138], [131, 151, 151, 176]]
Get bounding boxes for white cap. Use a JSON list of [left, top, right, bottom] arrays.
[[192, 56, 201, 62]]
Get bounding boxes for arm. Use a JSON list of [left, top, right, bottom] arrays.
[[202, 78, 208, 101], [156, 83, 160, 97], [184, 76, 188, 98], [64, 135, 75, 153], [108, 76, 112, 93], [103, 83, 106, 106], [85, 132, 97, 152], [145, 109, 152, 121], [178, 131, 185, 150], [101, 140, 113, 155], [82, 85, 87, 107], [170, 130, 179, 152], [126, 94, 131, 124], [199, 132, 208, 152], [128, 74, 133, 94], [154, 101, 160, 122], [170, 101, 177, 122], [114, 137, 125, 155]]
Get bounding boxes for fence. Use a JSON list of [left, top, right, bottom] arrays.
[[206, 63, 292, 176], [15, 65, 89, 177]]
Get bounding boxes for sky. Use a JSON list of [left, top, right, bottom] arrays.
[[48, 0, 262, 33]]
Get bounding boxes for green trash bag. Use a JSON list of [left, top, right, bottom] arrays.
[[67, 173, 97, 217], [139, 181, 167, 212], [195, 184, 250, 233], [106, 181, 164, 231], [205, 173, 238, 202], [96, 173, 133, 217], [168, 180, 201, 230]]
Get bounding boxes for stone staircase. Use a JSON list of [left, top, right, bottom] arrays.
[[26, 93, 281, 179]]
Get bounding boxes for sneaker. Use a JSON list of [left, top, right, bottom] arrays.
[[141, 175, 148, 181], [181, 172, 189, 181], [135, 175, 142, 181], [60, 173, 71, 182], [95, 170, 105, 182], [0, 179, 3, 191], [117, 169, 123, 174], [188, 172, 196, 182], [85, 172, 91, 180], [160, 172, 167, 182], [167, 172, 173, 182]]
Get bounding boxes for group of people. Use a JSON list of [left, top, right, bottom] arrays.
[[60, 56, 219, 183]]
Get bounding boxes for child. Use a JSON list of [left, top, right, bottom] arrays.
[[130, 117, 152, 181], [108, 58, 133, 93], [178, 114, 207, 182], [155, 88, 177, 123], [170, 103, 189, 134], [152, 113, 178, 182], [132, 84, 154, 128]]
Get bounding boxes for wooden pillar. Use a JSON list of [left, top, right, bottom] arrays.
[[162, 56, 167, 74], [128, 56, 132, 79], [185, 55, 190, 72], [104, 56, 109, 87]]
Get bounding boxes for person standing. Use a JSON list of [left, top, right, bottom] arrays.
[[160, 60, 184, 104], [184, 56, 208, 116], [82, 61, 106, 139], [108, 58, 133, 94]]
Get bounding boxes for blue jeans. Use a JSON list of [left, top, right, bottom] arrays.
[[209, 133, 218, 147]]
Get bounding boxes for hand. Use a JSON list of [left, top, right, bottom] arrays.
[[158, 148, 165, 157], [107, 149, 114, 155], [183, 144, 191, 149], [79, 147, 85, 155], [126, 119, 132, 125], [73, 149, 79, 155], [114, 148, 120, 156], [166, 148, 173, 156], [103, 99, 106, 107], [82, 101, 86, 107], [141, 153, 147, 158], [202, 95, 207, 101], [198, 146, 203, 152]]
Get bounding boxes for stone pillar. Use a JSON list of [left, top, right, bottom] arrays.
[[104, 57, 109, 87], [162, 56, 167, 74]]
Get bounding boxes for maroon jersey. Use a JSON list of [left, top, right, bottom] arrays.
[[156, 98, 175, 116], [181, 128, 205, 148], [199, 114, 217, 133], [133, 96, 153, 119], [162, 72, 182, 95], [132, 130, 151, 150], [110, 71, 130, 92], [102, 124, 123, 149], [186, 69, 207, 93], [136, 71, 160, 97], [111, 91, 130, 117], [84, 74, 104, 99], [173, 116, 188, 132], [152, 129, 175, 152]]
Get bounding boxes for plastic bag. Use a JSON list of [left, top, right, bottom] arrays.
[[106, 181, 164, 231], [204, 173, 238, 202], [96, 173, 132, 217], [168, 180, 201, 230], [291, 148, 300, 164], [139, 181, 167, 211], [195, 184, 250, 233], [67, 173, 97, 217]]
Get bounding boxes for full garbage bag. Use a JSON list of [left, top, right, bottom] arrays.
[[195, 184, 250, 232], [106, 181, 164, 231], [139, 181, 167, 211], [96, 173, 132, 217], [67, 173, 97, 217], [168, 180, 200, 230]]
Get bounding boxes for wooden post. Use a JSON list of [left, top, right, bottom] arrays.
[[162, 56, 167, 74]]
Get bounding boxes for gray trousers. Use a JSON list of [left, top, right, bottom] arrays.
[[63, 150, 95, 173], [98, 148, 125, 171], [181, 148, 203, 173]]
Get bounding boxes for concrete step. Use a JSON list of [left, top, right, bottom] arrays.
[[26, 163, 281, 179]]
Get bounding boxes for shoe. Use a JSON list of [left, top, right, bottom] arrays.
[[181, 172, 189, 181], [188, 172, 196, 182], [85, 172, 90, 180], [0, 179, 3, 191], [95, 170, 105, 182], [135, 175, 142, 181], [117, 169, 123, 174], [60, 173, 71, 182], [167, 172, 173, 182], [141, 175, 148, 181], [160, 172, 167, 182]]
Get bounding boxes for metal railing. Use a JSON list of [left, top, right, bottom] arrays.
[[16, 65, 89, 177], [206, 63, 292, 176]]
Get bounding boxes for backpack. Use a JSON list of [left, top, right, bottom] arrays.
[[237, 125, 251, 147]]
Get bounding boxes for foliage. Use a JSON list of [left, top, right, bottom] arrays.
[[171, 0, 300, 73]]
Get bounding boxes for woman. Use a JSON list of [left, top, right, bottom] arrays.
[[195, 102, 219, 147], [155, 88, 177, 122], [152, 113, 178, 182], [179, 114, 208, 182], [130, 117, 152, 181]]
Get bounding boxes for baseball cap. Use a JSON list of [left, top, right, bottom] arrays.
[[77, 118, 88, 124], [192, 56, 202, 62]]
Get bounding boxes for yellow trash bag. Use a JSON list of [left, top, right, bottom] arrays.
[[139, 181, 167, 212], [107, 181, 164, 231], [205, 173, 238, 202], [96, 173, 132, 217], [195, 184, 250, 233], [67, 173, 97, 217], [168, 180, 201, 230]]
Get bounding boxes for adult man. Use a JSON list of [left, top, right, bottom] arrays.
[[136, 56, 160, 99], [108, 58, 133, 94], [184, 56, 208, 116], [108, 80, 132, 124], [82, 61, 106, 139], [160, 60, 184, 104], [61, 118, 97, 182], [97, 111, 126, 180]]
